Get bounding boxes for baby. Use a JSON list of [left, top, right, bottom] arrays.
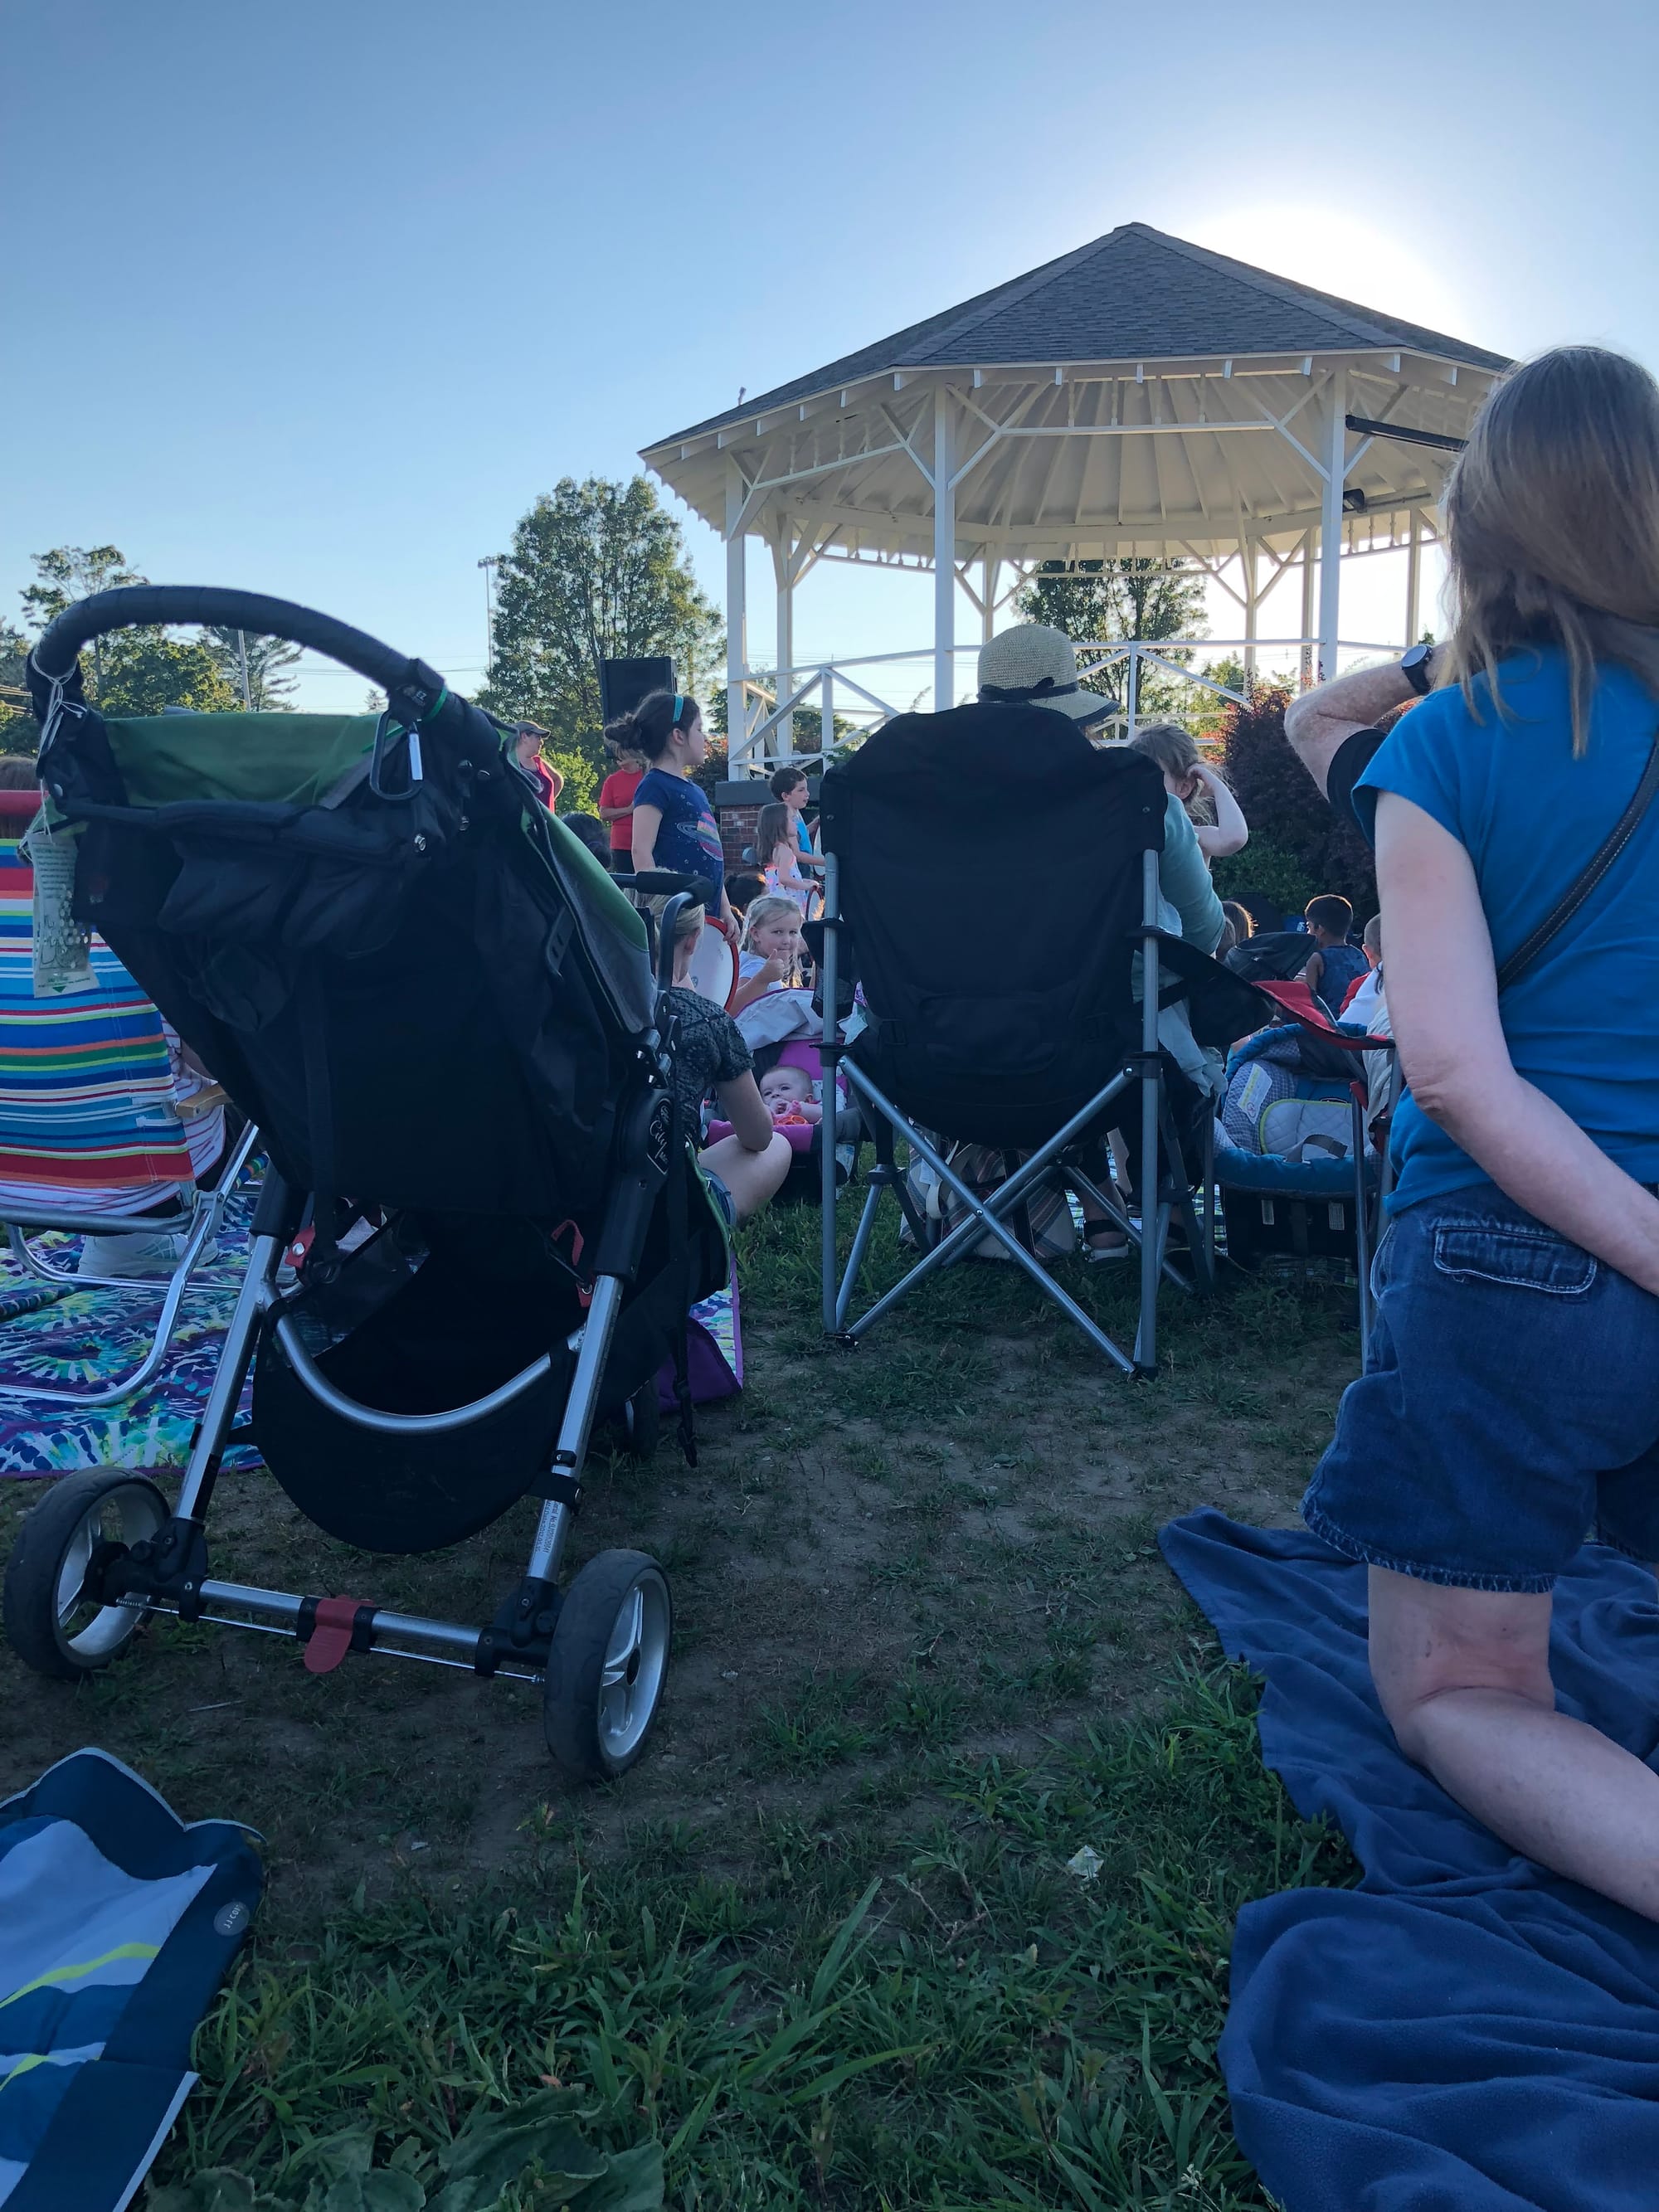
[[758, 1064, 822, 1125]]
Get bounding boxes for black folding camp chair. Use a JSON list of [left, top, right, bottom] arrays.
[[813, 702, 1265, 1375]]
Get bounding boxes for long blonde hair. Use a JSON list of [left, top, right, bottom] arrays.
[[1445, 346, 1659, 753], [739, 893, 804, 951]]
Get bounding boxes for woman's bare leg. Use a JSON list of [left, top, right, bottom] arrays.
[[698, 1132, 792, 1222], [1369, 1563, 1659, 1918]]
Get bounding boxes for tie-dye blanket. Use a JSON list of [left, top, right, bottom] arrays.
[[0, 1198, 254, 1479]]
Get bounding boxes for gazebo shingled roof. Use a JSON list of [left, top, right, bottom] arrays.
[[653, 222, 1509, 450], [641, 221, 1511, 747]]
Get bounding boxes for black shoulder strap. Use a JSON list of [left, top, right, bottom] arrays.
[[1496, 730, 1659, 995]]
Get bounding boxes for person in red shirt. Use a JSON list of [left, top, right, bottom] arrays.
[[597, 737, 645, 871]]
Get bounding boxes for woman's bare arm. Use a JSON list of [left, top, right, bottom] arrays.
[[715, 1071, 776, 1152], [1191, 764, 1248, 858], [1377, 790, 1659, 1292], [1285, 650, 1447, 798]]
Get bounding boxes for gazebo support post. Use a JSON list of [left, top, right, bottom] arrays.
[[1242, 541, 1258, 680], [982, 552, 998, 644], [1299, 528, 1316, 689], [1317, 367, 1348, 683], [933, 389, 956, 711], [773, 523, 795, 759], [724, 465, 748, 768], [1405, 509, 1423, 645]]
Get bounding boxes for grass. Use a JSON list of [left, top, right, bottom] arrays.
[[0, 1181, 1365, 2207], [172, 1667, 1355, 2210]]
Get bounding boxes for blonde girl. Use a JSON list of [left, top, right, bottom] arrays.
[[730, 893, 805, 1014]]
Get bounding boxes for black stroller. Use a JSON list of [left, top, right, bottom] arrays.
[[2, 588, 727, 1782]]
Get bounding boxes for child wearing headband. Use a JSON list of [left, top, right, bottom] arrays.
[[606, 689, 731, 920]]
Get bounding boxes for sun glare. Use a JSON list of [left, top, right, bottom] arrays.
[[1185, 204, 1471, 339]]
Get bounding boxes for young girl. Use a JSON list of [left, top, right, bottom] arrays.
[[1130, 722, 1249, 859], [666, 905, 791, 1223], [730, 893, 805, 1015], [606, 690, 731, 921], [753, 801, 812, 908]]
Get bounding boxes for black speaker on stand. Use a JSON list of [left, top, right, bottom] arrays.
[[600, 657, 675, 725]]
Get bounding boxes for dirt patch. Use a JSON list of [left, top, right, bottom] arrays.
[[0, 1208, 1356, 1934]]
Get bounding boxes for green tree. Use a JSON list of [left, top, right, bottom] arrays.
[[98, 633, 238, 715], [1016, 557, 1209, 722], [480, 477, 722, 784], [204, 626, 301, 709], [22, 545, 146, 699], [0, 621, 30, 755], [19, 544, 236, 717]]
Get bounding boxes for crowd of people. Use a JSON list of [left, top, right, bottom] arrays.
[[13, 336, 1655, 1930]]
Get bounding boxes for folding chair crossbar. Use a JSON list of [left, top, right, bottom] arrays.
[[835, 1060, 1139, 1375], [0, 1121, 262, 1408]]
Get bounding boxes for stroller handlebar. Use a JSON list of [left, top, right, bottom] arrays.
[[28, 585, 451, 720]]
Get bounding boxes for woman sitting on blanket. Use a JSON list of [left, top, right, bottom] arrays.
[[665, 904, 792, 1224], [1285, 345, 1659, 1923]]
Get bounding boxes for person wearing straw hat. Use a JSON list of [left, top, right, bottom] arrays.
[[976, 625, 1222, 950], [976, 622, 1117, 733]]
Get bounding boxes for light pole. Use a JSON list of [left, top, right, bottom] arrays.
[[477, 557, 499, 679]]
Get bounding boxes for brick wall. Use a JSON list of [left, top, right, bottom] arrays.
[[718, 802, 762, 874]]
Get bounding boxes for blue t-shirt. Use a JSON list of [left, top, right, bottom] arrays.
[[1356, 646, 1659, 1212], [634, 767, 724, 896]]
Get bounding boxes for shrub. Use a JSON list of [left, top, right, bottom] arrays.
[[1219, 685, 1376, 914]]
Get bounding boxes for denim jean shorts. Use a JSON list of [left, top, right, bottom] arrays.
[[1302, 1179, 1659, 1592]]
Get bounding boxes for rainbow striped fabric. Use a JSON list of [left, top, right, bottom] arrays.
[[0, 822, 193, 1208]]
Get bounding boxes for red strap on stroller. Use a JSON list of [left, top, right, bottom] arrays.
[[303, 1596, 370, 1675]]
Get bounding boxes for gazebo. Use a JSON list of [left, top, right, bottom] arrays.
[[642, 221, 1509, 770]]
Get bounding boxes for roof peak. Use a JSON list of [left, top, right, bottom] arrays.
[[646, 221, 1508, 450]]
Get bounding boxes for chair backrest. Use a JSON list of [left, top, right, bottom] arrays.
[[819, 702, 1166, 1143], [0, 791, 195, 1203]]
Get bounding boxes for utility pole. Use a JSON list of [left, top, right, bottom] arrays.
[[477, 557, 499, 678]]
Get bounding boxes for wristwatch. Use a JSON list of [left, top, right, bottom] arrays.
[[1399, 642, 1437, 697]]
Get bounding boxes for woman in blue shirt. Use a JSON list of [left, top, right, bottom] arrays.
[[606, 690, 732, 921], [1284, 346, 1659, 1922]]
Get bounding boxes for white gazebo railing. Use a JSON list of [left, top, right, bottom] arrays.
[[727, 633, 1398, 776]]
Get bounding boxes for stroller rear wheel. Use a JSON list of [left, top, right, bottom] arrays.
[[4, 1469, 168, 1682], [543, 1550, 672, 1782]]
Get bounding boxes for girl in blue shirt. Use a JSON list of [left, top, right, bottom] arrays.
[[1284, 345, 1659, 1924], [606, 689, 732, 921]]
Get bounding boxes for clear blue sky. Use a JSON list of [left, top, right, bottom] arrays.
[[5, 0, 1656, 710]]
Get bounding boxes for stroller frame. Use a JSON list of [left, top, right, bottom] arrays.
[[0, 1120, 261, 1408], [90, 1151, 649, 1685], [4, 585, 713, 1781], [818, 849, 1214, 1378]]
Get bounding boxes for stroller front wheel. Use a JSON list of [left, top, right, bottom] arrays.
[[543, 1551, 672, 1782], [4, 1468, 168, 1682]]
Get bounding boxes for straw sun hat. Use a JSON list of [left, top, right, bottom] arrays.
[[975, 624, 1114, 726]]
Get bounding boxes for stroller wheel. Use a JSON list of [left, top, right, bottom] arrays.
[[4, 1469, 168, 1682], [543, 1551, 672, 1782]]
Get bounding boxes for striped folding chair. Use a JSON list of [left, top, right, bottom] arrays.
[[0, 788, 257, 1405]]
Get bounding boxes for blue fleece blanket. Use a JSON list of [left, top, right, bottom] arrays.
[[0, 1750, 261, 2211], [1160, 1510, 1659, 2212]]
